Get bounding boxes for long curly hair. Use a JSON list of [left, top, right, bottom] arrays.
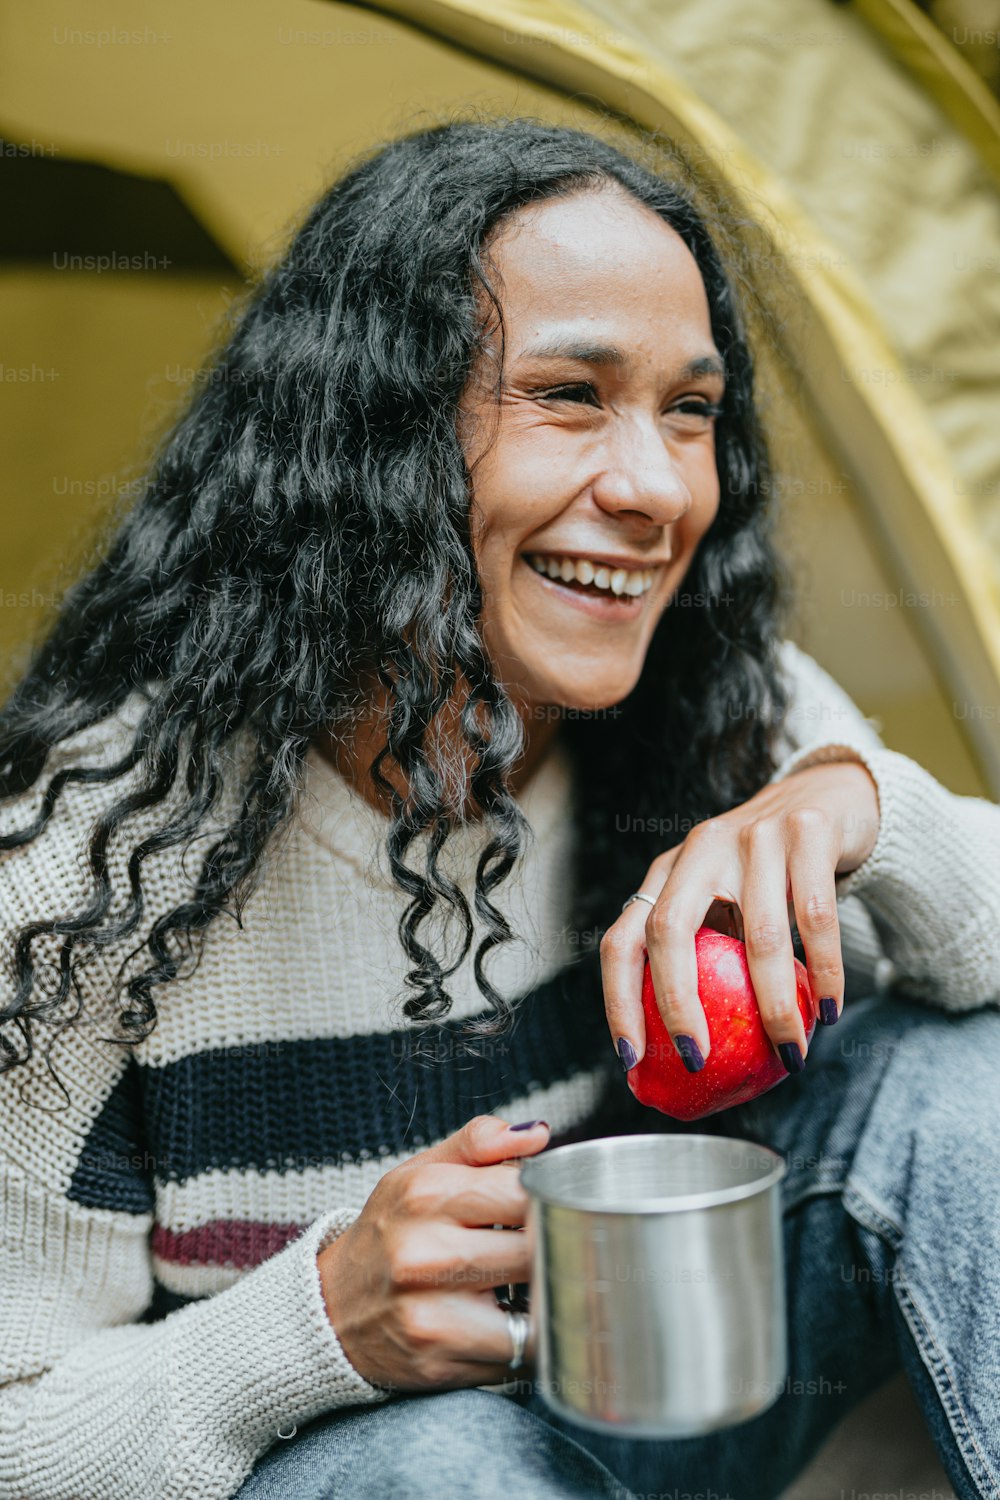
[[0, 112, 793, 1085]]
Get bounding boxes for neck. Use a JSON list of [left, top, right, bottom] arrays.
[[314, 676, 561, 822]]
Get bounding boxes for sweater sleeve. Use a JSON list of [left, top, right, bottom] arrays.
[[766, 639, 1000, 1014], [0, 1192, 387, 1500], [0, 716, 389, 1500]]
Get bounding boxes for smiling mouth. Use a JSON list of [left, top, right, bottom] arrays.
[[515, 552, 665, 615], [521, 552, 661, 600]]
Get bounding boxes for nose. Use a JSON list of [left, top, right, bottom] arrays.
[[589, 414, 694, 525]]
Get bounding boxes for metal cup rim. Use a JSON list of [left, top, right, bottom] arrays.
[[518, 1132, 787, 1214]]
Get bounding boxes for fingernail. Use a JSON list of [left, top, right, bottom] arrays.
[[674, 1033, 705, 1073], [778, 1041, 805, 1075], [509, 1119, 548, 1132], [617, 1037, 638, 1071], [819, 996, 839, 1026]]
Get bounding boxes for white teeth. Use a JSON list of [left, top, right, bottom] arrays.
[[527, 553, 656, 597]]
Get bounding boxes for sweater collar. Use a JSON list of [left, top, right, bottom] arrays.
[[298, 733, 574, 877]]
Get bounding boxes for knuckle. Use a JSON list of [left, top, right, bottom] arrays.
[[398, 1165, 450, 1218], [799, 893, 839, 933], [388, 1235, 429, 1292], [646, 900, 685, 939], [758, 996, 803, 1030], [399, 1297, 440, 1349], [600, 925, 630, 958], [807, 947, 844, 978], [686, 817, 724, 847], [420, 1355, 453, 1387], [786, 805, 829, 840], [400, 1227, 452, 1291], [368, 1173, 399, 1225], [464, 1114, 499, 1151], [744, 921, 790, 958], [738, 818, 777, 854]]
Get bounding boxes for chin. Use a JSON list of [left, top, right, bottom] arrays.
[[523, 670, 640, 717]]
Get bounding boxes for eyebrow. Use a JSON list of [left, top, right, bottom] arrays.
[[514, 336, 726, 384]]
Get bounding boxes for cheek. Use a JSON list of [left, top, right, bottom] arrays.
[[470, 436, 564, 584], [698, 477, 722, 532], [492, 435, 569, 527], [471, 515, 528, 625], [678, 453, 722, 548], [466, 465, 521, 585]]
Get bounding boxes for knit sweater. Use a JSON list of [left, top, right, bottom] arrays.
[[1, 639, 998, 1500]]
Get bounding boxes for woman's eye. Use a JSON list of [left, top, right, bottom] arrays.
[[536, 382, 598, 403], [670, 399, 725, 423], [533, 387, 725, 424]]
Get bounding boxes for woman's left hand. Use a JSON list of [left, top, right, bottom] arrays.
[[600, 760, 881, 1072]]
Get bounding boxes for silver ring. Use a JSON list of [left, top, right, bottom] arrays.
[[621, 891, 657, 913], [505, 1308, 530, 1371]]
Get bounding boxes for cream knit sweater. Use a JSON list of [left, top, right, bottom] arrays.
[[1, 639, 998, 1500]]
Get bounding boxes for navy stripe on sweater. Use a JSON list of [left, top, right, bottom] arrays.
[[69, 949, 615, 1209], [69, 1055, 156, 1215]]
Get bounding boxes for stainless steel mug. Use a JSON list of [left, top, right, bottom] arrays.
[[518, 1133, 788, 1438]]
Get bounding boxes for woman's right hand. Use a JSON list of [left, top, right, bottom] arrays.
[[316, 1114, 550, 1392]]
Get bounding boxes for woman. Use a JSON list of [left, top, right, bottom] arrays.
[[1, 116, 998, 1500]]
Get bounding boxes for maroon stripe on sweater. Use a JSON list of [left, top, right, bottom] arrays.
[[152, 1218, 306, 1268]]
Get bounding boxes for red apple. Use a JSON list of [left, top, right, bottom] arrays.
[[627, 925, 816, 1121]]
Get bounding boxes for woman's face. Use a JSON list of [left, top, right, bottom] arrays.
[[458, 186, 725, 714]]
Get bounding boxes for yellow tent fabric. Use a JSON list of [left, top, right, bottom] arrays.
[[1, 0, 997, 799]]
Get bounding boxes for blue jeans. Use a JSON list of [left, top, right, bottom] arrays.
[[234, 992, 1000, 1500]]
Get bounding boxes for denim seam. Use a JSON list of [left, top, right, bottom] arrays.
[[842, 1180, 905, 1249], [780, 1175, 849, 1216], [893, 1275, 1000, 1500]]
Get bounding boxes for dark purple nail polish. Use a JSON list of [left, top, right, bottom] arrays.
[[617, 1037, 638, 1071], [819, 996, 839, 1026], [778, 1041, 805, 1075], [509, 1119, 548, 1132], [674, 1034, 705, 1073]]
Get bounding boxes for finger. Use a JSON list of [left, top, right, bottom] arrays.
[[455, 1158, 536, 1230], [786, 813, 845, 1027], [643, 835, 738, 1065], [739, 821, 809, 1067], [485, 1305, 535, 1376], [448, 1289, 538, 1375], [420, 1115, 549, 1168], [386, 1290, 536, 1389], [396, 1227, 534, 1292], [600, 851, 679, 1068], [407, 1158, 536, 1230]]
